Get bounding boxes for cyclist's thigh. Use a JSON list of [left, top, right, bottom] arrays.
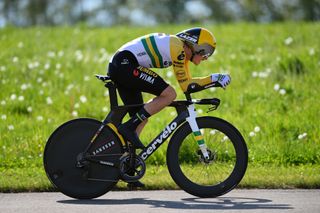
[[117, 87, 143, 117]]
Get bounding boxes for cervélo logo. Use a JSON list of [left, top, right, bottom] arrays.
[[141, 122, 178, 160]]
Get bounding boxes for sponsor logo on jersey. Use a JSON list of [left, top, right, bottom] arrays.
[[139, 72, 155, 84], [178, 78, 188, 83], [137, 52, 147, 57], [137, 66, 158, 77], [176, 70, 186, 78], [163, 61, 172, 67], [121, 59, 129, 65], [177, 51, 185, 60], [133, 69, 140, 77]]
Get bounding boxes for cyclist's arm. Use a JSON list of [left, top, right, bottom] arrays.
[[170, 36, 213, 93]]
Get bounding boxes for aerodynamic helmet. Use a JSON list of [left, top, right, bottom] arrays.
[[176, 27, 216, 58]]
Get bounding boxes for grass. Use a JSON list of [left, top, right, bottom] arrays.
[[1, 164, 319, 192], [0, 22, 320, 191]]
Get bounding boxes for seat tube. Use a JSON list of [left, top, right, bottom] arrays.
[[186, 104, 210, 159]]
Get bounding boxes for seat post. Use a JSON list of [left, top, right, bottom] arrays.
[[104, 82, 118, 109]]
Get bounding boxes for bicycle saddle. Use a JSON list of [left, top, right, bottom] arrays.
[[95, 74, 111, 82]]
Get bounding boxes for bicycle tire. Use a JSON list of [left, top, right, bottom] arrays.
[[44, 118, 123, 199], [167, 116, 248, 198]]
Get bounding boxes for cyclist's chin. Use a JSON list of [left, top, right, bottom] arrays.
[[191, 60, 201, 65]]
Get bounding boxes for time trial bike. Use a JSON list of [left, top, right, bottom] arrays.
[[43, 74, 248, 199]]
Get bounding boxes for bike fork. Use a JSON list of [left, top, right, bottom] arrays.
[[186, 104, 210, 160]]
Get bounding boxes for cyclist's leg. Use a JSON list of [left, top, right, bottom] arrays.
[[144, 85, 177, 115], [117, 87, 148, 136], [108, 51, 176, 148], [118, 66, 177, 147]]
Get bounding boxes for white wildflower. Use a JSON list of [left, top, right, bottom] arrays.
[[47, 51, 56, 58], [12, 57, 19, 63], [1, 115, 7, 120], [1, 100, 6, 105], [21, 84, 28, 90], [18, 42, 24, 48], [66, 84, 74, 91], [75, 50, 83, 61], [18, 95, 24, 101], [44, 63, 50, 70], [39, 90, 44, 95], [80, 95, 87, 103], [34, 61, 40, 68], [210, 130, 216, 135], [0, 66, 6, 72], [102, 107, 108, 112], [58, 51, 64, 57], [72, 111, 78, 117], [56, 63, 61, 69], [252, 72, 258, 78], [309, 48, 315, 56], [249, 132, 255, 137], [279, 89, 286, 95], [222, 136, 229, 142], [254, 126, 261, 133], [166, 71, 173, 78], [274, 84, 280, 91], [37, 78, 43, 83], [298, 133, 307, 140], [27, 106, 32, 113], [74, 103, 80, 109], [284, 37, 293, 45], [210, 87, 216, 92], [197, 109, 203, 114], [28, 63, 35, 70], [84, 76, 90, 81], [8, 125, 14, 130], [46, 97, 53, 105], [37, 116, 44, 121], [258, 72, 268, 78], [10, 94, 17, 100]]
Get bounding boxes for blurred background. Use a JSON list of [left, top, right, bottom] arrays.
[[0, 0, 319, 27]]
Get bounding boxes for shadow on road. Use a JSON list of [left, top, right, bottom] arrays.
[[58, 196, 293, 210]]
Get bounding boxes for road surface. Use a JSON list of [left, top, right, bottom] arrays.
[[1, 189, 319, 213]]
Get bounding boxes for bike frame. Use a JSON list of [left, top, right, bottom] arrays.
[[83, 78, 220, 165]]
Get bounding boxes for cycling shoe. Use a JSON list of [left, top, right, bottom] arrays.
[[118, 125, 145, 149]]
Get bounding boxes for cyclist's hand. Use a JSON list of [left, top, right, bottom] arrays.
[[211, 74, 231, 89]]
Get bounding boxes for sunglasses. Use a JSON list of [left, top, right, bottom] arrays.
[[195, 50, 210, 59]]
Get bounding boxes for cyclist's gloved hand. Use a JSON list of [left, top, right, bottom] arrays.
[[211, 74, 231, 89]]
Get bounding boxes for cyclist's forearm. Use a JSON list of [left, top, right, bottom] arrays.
[[178, 75, 212, 92]]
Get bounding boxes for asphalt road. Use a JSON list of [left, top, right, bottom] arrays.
[[1, 189, 319, 213]]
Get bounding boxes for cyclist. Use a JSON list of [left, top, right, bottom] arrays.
[[107, 28, 231, 186]]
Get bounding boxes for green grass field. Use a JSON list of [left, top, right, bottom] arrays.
[[0, 22, 320, 191]]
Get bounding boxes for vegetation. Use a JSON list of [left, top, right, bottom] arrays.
[[0, 22, 319, 191]]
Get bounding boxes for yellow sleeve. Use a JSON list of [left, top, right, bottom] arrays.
[[169, 36, 212, 93]]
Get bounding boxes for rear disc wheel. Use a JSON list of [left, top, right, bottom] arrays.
[[44, 118, 123, 199]]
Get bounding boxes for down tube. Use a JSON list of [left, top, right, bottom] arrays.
[[138, 111, 188, 161]]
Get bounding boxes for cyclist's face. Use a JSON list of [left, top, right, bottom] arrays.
[[192, 54, 207, 65]]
